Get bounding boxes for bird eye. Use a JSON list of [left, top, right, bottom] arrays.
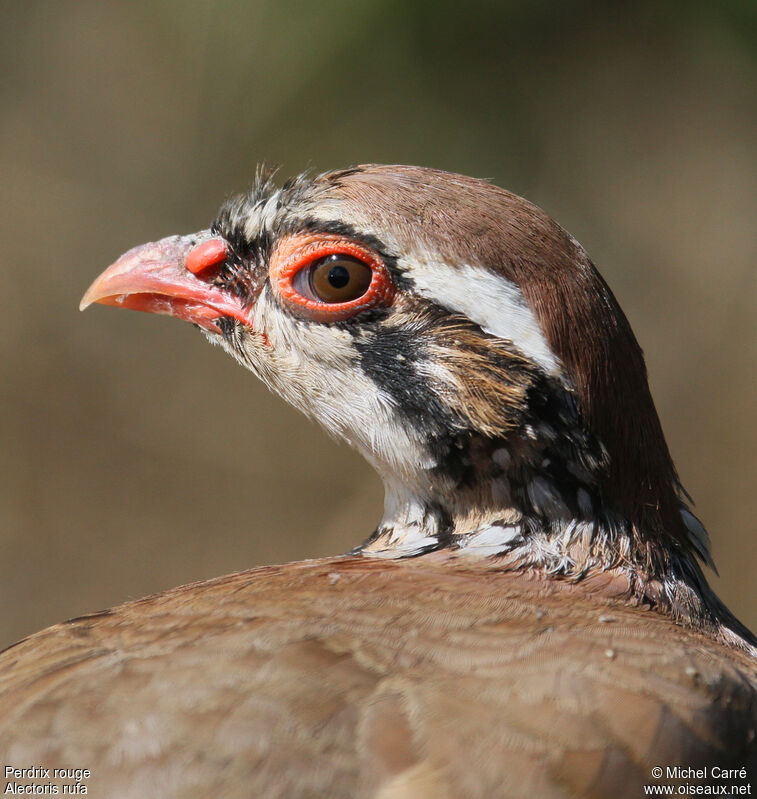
[[272, 234, 395, 323], [306, 255, 373, 303]]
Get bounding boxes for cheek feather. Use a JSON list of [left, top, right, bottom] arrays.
[[356, 300, 539, 443], [231, 290, 432, 476]]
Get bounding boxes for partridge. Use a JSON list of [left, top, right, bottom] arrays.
[[1, 165, 755, 798]]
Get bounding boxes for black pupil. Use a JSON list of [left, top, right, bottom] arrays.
[[327, 265, 351, 288]]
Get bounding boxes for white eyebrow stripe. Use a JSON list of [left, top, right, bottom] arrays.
[[403, 259, 561, 375]]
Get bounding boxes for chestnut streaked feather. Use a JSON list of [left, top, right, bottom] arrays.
[[3, 164, 754, 797]]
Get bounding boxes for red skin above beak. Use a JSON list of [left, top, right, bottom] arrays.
[[79, 234, 252, 333]]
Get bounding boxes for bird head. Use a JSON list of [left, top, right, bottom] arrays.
[[81, 165, 711, 580]]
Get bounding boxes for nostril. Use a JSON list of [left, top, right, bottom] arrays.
[[186, 238, 228, 279]]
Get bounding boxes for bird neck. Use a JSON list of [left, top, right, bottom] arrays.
[[359, 462, 632, 566], [358, 424, 624, 565], [355, 449, 756, 652]]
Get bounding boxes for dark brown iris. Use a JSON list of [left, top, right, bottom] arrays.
[[309, 255, 372, 303]]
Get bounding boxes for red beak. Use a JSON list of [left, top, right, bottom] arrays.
[[79, 234, 252, 333]]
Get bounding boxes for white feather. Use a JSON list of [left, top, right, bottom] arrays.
[[402, 260, 560, 375]]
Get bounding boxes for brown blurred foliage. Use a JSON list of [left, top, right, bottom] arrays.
[[0, 0, 755, 649]]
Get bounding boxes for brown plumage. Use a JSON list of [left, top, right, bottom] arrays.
[[2, 558, 755, 797], [1, 165, 755, 797]]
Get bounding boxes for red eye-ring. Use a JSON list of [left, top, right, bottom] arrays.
[[271, 234, 395, 322]]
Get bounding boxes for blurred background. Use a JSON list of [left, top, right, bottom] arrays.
[[1, 1, 755, 649]]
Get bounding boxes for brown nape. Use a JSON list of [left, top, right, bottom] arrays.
[[321, 166, 687, 563]]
